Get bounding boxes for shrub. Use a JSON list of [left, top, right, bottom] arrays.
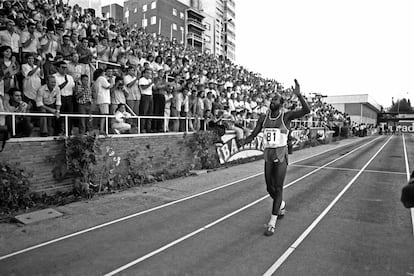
[[0, 162, 34, 214], [185, 131, 221, 169]]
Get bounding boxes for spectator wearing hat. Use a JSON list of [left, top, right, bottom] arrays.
[[0, 20, 20, 61]]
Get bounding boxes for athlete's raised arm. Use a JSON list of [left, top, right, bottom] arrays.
[[285, 79, 311, 121]]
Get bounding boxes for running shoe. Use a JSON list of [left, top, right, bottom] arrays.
[[278, 200, 286, 216], [264, 224, 275, 236]]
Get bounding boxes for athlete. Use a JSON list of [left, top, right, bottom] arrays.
[[239, 79, 310, 236]]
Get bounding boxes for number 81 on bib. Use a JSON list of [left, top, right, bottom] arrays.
[[263, 128, 288, 148]]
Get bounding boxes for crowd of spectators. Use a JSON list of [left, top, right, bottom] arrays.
[[0, 0, 349, 138]]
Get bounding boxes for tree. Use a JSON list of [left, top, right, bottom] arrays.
[[389, 98, 413, 113]]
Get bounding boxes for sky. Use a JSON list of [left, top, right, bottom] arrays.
[[98, 0, 414, 107], [235, 0, 414, 107]]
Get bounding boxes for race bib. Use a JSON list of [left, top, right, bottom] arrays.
[[263, 128, 287, 148]]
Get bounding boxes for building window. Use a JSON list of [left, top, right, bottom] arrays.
[[134, 8, 137, 13], [180, 12, 184, 19], [125, 10, 129, 17], [172, 23, 177, 30], [142, 4, 147, 12], [204, 35, 211, 42], [204, 22, 211, 30], [151, 16, 157, 25], [173, 8, 177, 16], [180, 26, 184, 32], [142, 18, 148, 27], [151, 1, 156, 9]]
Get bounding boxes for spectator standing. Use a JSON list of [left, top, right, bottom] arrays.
[[152, 69, 168, 132], [20, 23, 40, 64], [111, 76, 128, 115], [40, 29, 59, 59], [0, 46, 20, 94], [193, 91, 204, 131], [123, 66, 141, 116], [138, 68, 153, 133], [93, 68, 113, 134], [22, 53, 43, 107], [0, 20, 20, 61], [75, 74, 93, 134], [53, 61, 75, 134], [76, 37, 93, 65], [164, 85, 173, 131], [59, 35, 76, 61], [67, 53, 83, 84]]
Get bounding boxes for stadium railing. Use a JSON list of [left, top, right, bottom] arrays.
[[1, 112, 332, 138]]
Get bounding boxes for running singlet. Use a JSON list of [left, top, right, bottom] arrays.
[[262, 111, 289, 163], [262, 112, 289, 148]]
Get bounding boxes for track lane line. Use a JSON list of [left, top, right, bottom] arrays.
[[402, 134, 414, 236], [290, 164, 407, 175], [0, 137, 379, 262], [262, 136, 393, 276], [103, 136, 383, 275]]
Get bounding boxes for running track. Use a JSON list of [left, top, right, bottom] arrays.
[[1, 134, 413, 275]]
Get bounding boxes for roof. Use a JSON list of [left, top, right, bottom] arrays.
[[323, 94, 382, 112]]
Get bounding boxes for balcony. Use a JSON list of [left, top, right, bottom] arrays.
[[187, 32, 203, 43], [187, 8, 204, 21], [187, 18, 206, 31]]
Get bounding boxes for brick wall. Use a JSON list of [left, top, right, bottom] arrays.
[[0, 133, 194, 194]]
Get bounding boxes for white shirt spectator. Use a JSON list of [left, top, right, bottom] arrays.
[[138, 77, 153, 96], [228, 98, 236, 112], [0, 30, 20, 53], [40, 36, 59, 58], [94, 76, 111, 104], [21, 31, 40, 53], [53, 73, 75, 96], [124, 74, 141, 101], [22, 64, 42, 100]]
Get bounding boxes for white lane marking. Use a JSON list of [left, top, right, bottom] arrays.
[[263, 136, 393, 276], [290, 164, 407, 175], [0, 137, 379, 262], [103, 137, 382, 275], [402, 134, 414, 236]]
